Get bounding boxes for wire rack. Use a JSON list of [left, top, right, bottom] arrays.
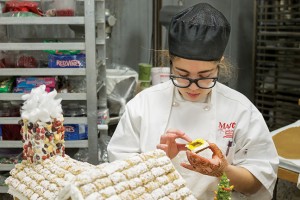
[[253, 0, 300, 131]]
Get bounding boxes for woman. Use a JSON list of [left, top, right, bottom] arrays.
[[108, 3, 278, 199]]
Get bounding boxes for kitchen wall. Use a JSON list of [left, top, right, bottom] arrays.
[[106, 0, 254, 99]]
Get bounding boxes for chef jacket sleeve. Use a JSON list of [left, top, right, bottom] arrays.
[[107, 99, 141, 162], [233, 105, 279, 199]]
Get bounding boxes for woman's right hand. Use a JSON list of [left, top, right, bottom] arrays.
[[156, 129, 192, 159]]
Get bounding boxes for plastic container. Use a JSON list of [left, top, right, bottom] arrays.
[[106, 68, 138, 95], [151, 67, 170, 85], [54, 0, 76, 16]]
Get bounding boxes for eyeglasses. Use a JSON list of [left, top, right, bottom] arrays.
[[169, 74, 218, 89]]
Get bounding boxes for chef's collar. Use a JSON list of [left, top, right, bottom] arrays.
[[174, 88, 211, 104]]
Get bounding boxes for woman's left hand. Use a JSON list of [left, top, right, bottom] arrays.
[[181, 143, 228, 177]]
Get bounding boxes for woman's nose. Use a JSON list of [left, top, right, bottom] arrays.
[[189, 82, 199, 90]]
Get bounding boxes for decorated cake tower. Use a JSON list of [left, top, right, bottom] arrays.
[[19, 85, 65, 163]]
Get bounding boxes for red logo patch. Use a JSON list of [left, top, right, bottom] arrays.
[[218, 122, 236, 138]]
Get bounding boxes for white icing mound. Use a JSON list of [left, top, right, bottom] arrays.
[[5, 150, 196, 200], [21, 85, 63, 123]]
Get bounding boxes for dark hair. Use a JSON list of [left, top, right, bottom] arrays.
[[169, 53, 234, 84]]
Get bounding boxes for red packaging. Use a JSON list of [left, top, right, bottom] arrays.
[[4, 1, 43, 16], [16, 55, 38, 68], [55, 8, 75, 16]]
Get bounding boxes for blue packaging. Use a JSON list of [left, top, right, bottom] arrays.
[[64, 124, 88, 140], [48, 53, 86, 68]]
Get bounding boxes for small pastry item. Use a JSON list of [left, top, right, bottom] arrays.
[[185, 138, 209, 153]]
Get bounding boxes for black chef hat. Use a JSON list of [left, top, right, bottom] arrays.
[[168, 3, 231, 61]]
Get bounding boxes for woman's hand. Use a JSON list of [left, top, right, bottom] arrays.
[[156, 129, 192, 159], [181, 143, 228, 177]]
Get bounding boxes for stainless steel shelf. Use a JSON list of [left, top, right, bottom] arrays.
[[0, 164, 15, 171], [0, 17, 84, 25], [0, 186, 8, 194], [0, 140, 88, 148], [96, 39, 106, 45], [0, 93, 87, 101], [0, 0, 104, 174], [0, 68, 86, 76], [0, 43, 85, 51], [0, 117, 87, 124]]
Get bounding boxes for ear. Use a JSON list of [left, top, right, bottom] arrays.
[[220, 56, 225, 62]]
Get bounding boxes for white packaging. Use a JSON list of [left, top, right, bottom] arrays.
[[151, 67, 170, 85]]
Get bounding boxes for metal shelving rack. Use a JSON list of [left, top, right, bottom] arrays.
[[0, 0, 106, 193], [253, 0, 300, 131]]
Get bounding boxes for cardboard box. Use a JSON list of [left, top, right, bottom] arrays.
[[48, 54, 86, 68]]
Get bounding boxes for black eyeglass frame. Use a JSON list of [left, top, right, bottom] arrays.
[[169, 74, 219, 89]]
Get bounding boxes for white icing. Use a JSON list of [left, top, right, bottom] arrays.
[[102, 163, 121, 175], [10, 168, 18, 176], [40, 180, 50, 190], [80, 183, 97, 197], [162, 164, 174, 173], [113, 181, 130, 194], [85, 192, 103, 200], [33, 174, 44, 183], [173, 179, 185, 188], [138, 193, 154, 200], [185, 195, 198, 200], [30, 193, 39, 200], [99, 186, 116, 198], [177, 187, 190, 197], [43, 190, 55, 199], [17, 183, 27, 191], [106, 194, 122, 200], [156, 156, 171, 166], [127, 155, 143, 166], [168, 191, 181, 200], [124, 163, 148, 179], [48, 183, 58, 192], [30, 181, 38, 189], [21, 85, 63, 123], [93, 178, 113, 190], [109, 172, 127, 184], [145, 158, 157, 168], [11, 178, 21, 188], [151, 167, 165, 177], [155, 175, 169, 185], [24, 188, 34, 197], [54, 178, 66, 187], [64, 173, 76, 182], [132, 186, 146, 196], [160, 197, 170, 200], [34, 185, 46, 196], [161, 183, 177, 195], [127, 177, 143, 189], [47, 174, 57, 182], [151, 188, 165, 199], [144, 181, 160, 192], [139, 171, 155, 184], [16, 171, 27, 180]]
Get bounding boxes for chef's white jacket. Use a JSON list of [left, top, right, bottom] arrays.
[[107, 81, 279, 200]]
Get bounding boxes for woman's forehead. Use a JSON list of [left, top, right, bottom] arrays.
[[172, 58, 217, 72]]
